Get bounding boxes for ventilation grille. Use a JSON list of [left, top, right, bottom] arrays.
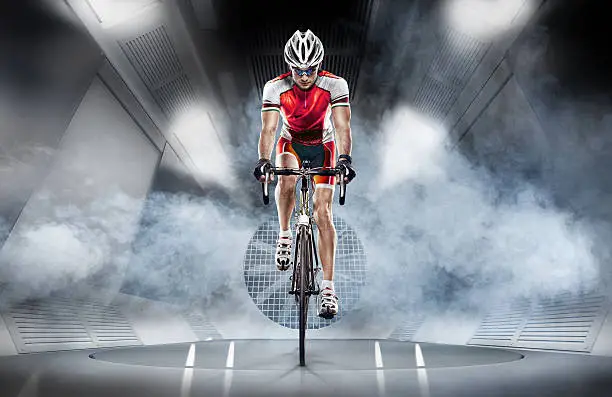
[[469, 294, 609, 352], [80, 301, 140, 347], [185, 312, 223, 341], [469, 299, 531, 347], [121, 25, 196, 119], [248, 0, 376, 102], [250, 55, 287, 95], [515, 294, 608, 351], [2, 298, 141, 353], [413, 28, 488, 120], [388, 316, 426, 341], [155, 75, 196, 119]]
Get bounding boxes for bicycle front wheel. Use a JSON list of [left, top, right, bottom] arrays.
[[297, 225, 312, 367]]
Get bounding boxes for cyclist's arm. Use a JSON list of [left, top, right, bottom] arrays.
[[332, 105, 352, 157], [258, 110, 279, 160]]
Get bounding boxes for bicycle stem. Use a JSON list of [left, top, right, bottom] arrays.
[[297, 175, 311, 226]]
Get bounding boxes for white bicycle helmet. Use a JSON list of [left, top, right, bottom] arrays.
[[284, 29, 324, 69]]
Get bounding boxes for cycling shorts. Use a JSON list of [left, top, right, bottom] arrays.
[[276, 136, 336, 188]]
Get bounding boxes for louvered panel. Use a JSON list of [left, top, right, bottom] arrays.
[[413, 27, 488, 120], [122, 25, 183, 89], [2, 300, 95, 353], [469, 300, 531, 347], [1, 297, 142, 352], [121, 24, 197, 120], [469, 294, 608, 352], [515, 295, 607, 352], [185, 312, 222, 341], [251, 56, 264, 97], [80, 302, 141, 347], [414, 75, 456, 120], [153, 75, 196, 118], [388, 316, 426, 341], [251, 54, 287, 96], [429, 29, 485, 87]]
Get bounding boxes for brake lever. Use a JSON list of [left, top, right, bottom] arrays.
[[262, 164, 271, 205], [339, 167, 346, 205]]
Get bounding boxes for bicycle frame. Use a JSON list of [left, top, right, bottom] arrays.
[[291, 163, 321, 299]]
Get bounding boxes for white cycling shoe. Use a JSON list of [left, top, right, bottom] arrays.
[[318, 287, 339, 319], [275, 236, 292, 271]]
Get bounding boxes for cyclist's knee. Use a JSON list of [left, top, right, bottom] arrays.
[[277, 176, 296, 197]]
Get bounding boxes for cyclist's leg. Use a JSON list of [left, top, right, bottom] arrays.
[[313, 185, 338, 318], [313, 139, 337, 281], [313, 141, 339, 317], [313, 186, 336, 282], [275, 137, 299, 270]]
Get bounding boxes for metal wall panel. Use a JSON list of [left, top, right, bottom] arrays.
[[0, 2, 103, 249], [98, 59, 166, 151], [0, 76, 161, 302]]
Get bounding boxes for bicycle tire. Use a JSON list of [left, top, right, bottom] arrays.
[[297, 225, 311, 367]]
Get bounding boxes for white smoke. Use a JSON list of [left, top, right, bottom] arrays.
[[0, 190, 141, 301], [334, 104, 600, 320], [126, 191, 259, 306]]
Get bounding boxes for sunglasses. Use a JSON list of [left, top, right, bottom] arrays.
[[292, 66, 317, 77]]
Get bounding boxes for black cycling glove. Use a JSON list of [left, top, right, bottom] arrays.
[[337, 154, 356, 183], [253, 158, 271, 181]]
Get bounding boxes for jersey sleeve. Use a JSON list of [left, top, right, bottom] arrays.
[[261, 81, 281, 113], [330, 78, 350, 108]]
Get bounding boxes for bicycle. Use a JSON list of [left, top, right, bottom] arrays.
[[260, 160, 348, 367]]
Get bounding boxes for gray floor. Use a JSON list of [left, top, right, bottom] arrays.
[[1, 339, 611, 397]]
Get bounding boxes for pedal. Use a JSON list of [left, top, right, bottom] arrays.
[[318, 308, 335, 320]]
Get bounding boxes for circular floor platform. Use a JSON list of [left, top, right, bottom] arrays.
[[90, 339, 523, 370]]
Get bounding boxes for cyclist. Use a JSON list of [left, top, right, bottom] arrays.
[[253, 30, 356, 319]]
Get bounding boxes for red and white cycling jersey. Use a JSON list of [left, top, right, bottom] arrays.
[[261, 70, 350, 146]]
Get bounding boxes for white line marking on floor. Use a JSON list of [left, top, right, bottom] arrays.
[[180, 344, 197, 397], [417, 369, 430, 397], [415, 343, 425, 367], [415, 344, 430, 397], [375, 341, 386, 396], [223, 369, 233, 397], [375, 341, 384, 368], [376, 370, 386, 397], [17, 372, 39, 397], [185, 343, 196, 368], [223, 341, 235, 397], [180, 368, 194, 397], [226, 341, 235, 368]]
